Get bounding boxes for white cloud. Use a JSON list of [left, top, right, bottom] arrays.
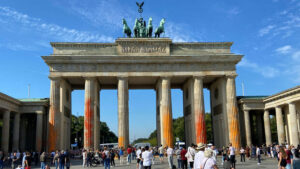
[[292, 51, 300, 60], [0, 6, 114, 44], [237, 58, 279, 78], [276, 45, 292, 54], [258, 25, 275, 36]]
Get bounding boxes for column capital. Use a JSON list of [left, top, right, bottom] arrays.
[[225, 73, 238, 79], [160, 76, 172, 80], [288, 101, 296, 105], [83, 77, 97, 80], [275, 105, 283, 109], [118, 76, 129, 80], [193, 75, 204, 80], [49, 76, 61, 81]]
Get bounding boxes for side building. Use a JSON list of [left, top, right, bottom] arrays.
[[0, 93, 49, 153], [238, 85, 300, 147]]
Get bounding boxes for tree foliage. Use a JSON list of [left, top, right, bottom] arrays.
[[71, 114, 118, 148]]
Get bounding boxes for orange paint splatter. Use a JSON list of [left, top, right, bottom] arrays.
[[84, 99, 94, 148], [118, 136, 124, 148], [229, 106, 240, 150], [195, 109, 206, 144], [48, 105, 57, 152], [162, 106, 173, 148]]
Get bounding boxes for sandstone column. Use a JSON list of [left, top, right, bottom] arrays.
[[118, 77, 129, 148], [275, 106, 285, 145], [243, 110, 252, 147], [48, 78, 61, 151], [193, 76, 206, 144], [94, 84, 100, 150], [288, 102, 299, 146], [226, 75, 241, 150], [12, 112, 20, 151], [156, 89, 161, 146], [2, 110, 10, 153], [264, 110, 272, 146], [84, 78, 96, 149], [158, 77, 174, 148], [36, 112, 43, 152]]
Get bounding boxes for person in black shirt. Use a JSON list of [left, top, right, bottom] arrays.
[[58, 151, 65, 169], [11, 152, 18, 169], [25, 152, 32, 169]]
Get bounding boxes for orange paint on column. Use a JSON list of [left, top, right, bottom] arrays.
[[195, 109, 206, 144], [48, 106, 57, 151], [162, 107, 173, 147], [84, 99, 94, 148], [229, 106, 240, 149], [118, 136, 124, 148]]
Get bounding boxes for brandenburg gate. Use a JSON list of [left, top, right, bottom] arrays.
[[42, 38, 243, 151]]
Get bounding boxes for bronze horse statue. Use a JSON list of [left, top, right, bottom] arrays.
[[122, 18, 132, 37]]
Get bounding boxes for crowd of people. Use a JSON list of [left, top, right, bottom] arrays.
[[1, 143, 300, 169]]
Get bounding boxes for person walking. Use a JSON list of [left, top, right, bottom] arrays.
[[127, 146, 132, 165], [136, 147, 142, 169], [176, 148, 182, 169], [199, 149, 218, 169], [229, 143, 236, 169], [292, 149, 300, 169], [186, 144, 196, 169], [240, 147, 245, 162], [82, 150, 87, 168], [40, 152, 46, 169], [167, 146, 174, 169], [103, 147, 110, 169], [194, 143, 205, 169], [25, 152, 32, 169], [65, 151, 70, 169], [142, 146, 153, 169], [180, 146, 188, 169], [119, 147, 124, 165], [53, 151, 59, 169], [58, 150, 65, 169], [279, 147, 287, 169], [0, 151, 5, 169], [256, 146, 261, 165], [11, 152, 18, 169], [158, 145, 164, 163], [110, 149, 115, 167]]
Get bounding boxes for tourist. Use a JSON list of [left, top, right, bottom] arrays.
[[223, 151, 231, 169], [102, 147, 110, 169], [211, 146, 218, 163], [166, 146, 174, 169], [86, 149, 93, 167], [142, 146, 153, 169], [58, 150, 65, 169], [228, 143, 236, 169], [119, 147, 124, 165], [292, 149, 300, 169], [285, 146, 292, 169], [240, 147, 245, 162], [279, 147, 287, 169], [221, 146, 226, 165], [180, 146, 188, 169], [158, 145, 164, 163], [127, 146, 132, 164], [25, 152, 32, 169], [194, 143, 206, 169], [200, 149, 218, 169], [53, 151, 59, 169], [185, 144, 196, 169], [0, 151, 5, 169], [251, 145, 256, 159], [40, 152, 46, 169], [82, 150, 87, 168], [136, 147, 142, 169], [16, 165, 22, 169], [176, 147, 182, 169], [110, 149, 115, 167], [22, 152, 26, 169], [65, 151, 70, 169], [12, 152, 18, 169], [245, 146, 250, 159], [257, 146, 261, 165], [140, 148, 145, 169]]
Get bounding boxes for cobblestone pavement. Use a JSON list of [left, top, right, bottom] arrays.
[[29, 156, 278, 169]]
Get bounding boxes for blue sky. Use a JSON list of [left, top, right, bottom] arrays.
[[0, 0, 300, 142]]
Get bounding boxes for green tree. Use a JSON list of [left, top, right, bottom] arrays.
[[205, 113, 213, 143]]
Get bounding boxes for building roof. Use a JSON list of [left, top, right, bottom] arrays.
[[237, 96, 268, 100], [18, 98, 49, 102]]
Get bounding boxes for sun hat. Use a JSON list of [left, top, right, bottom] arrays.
[[196, 143, 206, 150]]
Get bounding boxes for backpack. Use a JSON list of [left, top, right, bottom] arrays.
[[102, 152, 107, 159]]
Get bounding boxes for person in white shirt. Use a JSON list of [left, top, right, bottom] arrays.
[[240, 147, 245, 162], [211, 146, 218, 163], [136, 147, 142, 169], [167, 146, 174, 169], [229, 143, 236, 169], [194, 143, 206, 169], [185, 144, 196, 168], [200, 149, 218, 169], [158, 145, 164, 163], [142, 146, 153, 169], [256, 146, 261, 165]]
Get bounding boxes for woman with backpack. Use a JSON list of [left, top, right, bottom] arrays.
[[102, 147, 110, 169]]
